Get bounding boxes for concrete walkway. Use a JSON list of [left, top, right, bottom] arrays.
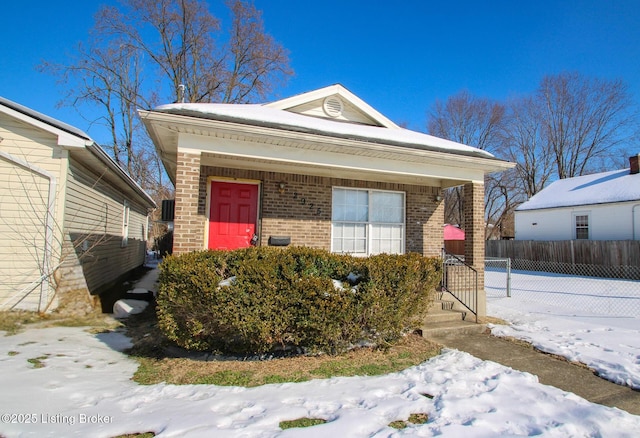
[[428, 331, 640, 416]]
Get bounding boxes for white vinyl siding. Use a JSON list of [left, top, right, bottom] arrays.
[[331, 187, 405, 255]]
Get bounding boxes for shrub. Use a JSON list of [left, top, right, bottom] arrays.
[[356, 253, 440, 343], [156, 247, 440, 354]]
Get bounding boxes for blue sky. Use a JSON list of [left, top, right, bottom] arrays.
[[1, 0, 639, 144]]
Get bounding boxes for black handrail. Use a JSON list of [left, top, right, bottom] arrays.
[[441, 249, 478, 322]]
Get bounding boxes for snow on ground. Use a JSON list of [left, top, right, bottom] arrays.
[[486, 269, 640, 389], [0, 266, 639, 437]]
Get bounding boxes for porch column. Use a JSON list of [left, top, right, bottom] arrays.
[[173, 151, 204, 254], [464, 181, 486, 318]]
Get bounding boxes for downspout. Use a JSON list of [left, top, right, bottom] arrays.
[[633, 204, 640, 240], [0, 150, 57, 312]]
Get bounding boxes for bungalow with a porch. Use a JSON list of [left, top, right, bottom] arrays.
[[139, 84, 513, 319]]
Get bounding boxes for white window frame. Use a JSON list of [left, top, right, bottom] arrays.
[[122, 200, 130, 247], [573, 211, 590, 240], [331, 187, 405, 256]]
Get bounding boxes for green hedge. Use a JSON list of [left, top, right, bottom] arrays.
[[156, 246, 440, 355]]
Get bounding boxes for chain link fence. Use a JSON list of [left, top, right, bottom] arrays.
[[485, 258, 640, 318]]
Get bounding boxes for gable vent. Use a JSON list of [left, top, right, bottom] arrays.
[[323, 96, 344, 118]]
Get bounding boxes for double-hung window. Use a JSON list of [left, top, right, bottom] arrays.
[[573, 212, 590, 240], [331, 188, 405, 255]]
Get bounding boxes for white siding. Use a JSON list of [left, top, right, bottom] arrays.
[[0, 114, 65, 311], [515, 202, 640, 240]]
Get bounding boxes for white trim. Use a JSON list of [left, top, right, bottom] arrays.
[[0, 99, 92, 149], [331, 187, 406, 256], [122, 200, 130, 247], [572, 211, 590, 240]]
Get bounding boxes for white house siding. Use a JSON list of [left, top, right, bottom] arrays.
[[58, 157, 148, 297], [0, 114, 65, 310], [515, 202, 640, 240]]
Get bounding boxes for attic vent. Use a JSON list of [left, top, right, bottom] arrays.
[[323, 96, 344, 118]]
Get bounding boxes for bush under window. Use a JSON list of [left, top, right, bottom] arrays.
[[156, 246, 440, 355]]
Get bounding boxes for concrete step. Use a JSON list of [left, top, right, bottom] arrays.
[[418, 320, 487, 338], [425, 308, 466, 323]]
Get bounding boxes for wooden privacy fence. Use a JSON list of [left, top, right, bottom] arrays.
[[486, 240, 640, 280], [486, 240, 640, 266]]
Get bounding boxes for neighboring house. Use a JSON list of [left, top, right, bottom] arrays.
[[140, 84, 513, 317], [515, 155, 640, 241], [0, 97, 156, 313], [444, 224, 465, 255]]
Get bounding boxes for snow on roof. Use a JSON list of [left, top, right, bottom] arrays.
[[154, 102, 497, 159], [516, 168, 640, 211]]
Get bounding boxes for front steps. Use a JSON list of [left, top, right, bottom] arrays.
[[418, 291, 486, 338]]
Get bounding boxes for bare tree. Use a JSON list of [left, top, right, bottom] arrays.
[[501, 95, 555, 198], [41, 0, 292, 192], [40, 0, 292, 246], [427, 91, 506, 235], [223, 0, 293, 103], [41, 38, 155, 178], [538, 72, 636, 179], [92, 0, 292, 104]]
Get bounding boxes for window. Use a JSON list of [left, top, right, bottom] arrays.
[[331, 188, 405, 255], [574, 213, 589, 240], [122, 200, 130, 247]]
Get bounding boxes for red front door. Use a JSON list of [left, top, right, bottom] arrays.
[[208, 181, 259, 250]]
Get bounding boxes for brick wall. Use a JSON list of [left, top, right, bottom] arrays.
[[173, 152, 204, 254], [463, 181, 486, 317], [198, 166, 444, 256]]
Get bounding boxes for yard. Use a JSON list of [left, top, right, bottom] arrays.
[[0, 265, 639, 437]]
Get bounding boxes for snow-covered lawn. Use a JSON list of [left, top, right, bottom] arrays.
[[0, 267, 639, 437], [486, 269, 640, 389]]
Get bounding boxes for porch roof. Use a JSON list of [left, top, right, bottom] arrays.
[[139, 86, 514, 187]]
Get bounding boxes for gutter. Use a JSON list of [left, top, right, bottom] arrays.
[[0, 150, 56, 312]]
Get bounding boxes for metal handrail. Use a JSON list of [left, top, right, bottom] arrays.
[[441, 249, 478, 322]]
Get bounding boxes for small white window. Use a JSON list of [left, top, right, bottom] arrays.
[[573, 212, 589, 240], [331, 188, 405, 256], [122, 200, 130, 247]]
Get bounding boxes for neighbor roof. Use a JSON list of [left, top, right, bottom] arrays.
[[0, 96, 156, 209], [444, 224, 465, 240], [516, 168, 640, 211]]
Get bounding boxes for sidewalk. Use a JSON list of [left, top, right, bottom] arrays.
[[428, 331, 640, 416]]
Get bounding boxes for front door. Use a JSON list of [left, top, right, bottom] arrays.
[[208, 181, 259, 250]]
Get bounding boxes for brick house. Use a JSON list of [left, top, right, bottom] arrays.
[[140, 84, 513, 317]]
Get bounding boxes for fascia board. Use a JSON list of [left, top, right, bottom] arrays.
[[0, 101, 92, 149], [183, 116, 512, 174], [141, 109, 513, 183], [180, 133, 488, 184]]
